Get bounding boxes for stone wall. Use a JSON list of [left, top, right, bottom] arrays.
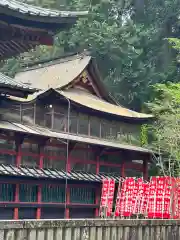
[[0, 219, 179, 240]]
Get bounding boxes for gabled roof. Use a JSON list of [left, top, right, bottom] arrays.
[[15, 54, 91, 90], [0, 72, 36, 97], [14, 53, 153, 120], [15, 53, 116, 103]]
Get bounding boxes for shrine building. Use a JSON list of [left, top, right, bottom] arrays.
[[0, 52, 154, 219], [0, 0, 154, 220]]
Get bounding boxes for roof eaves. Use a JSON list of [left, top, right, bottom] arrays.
[[0, 0, 88, 22], [0, 72, 37, 93], [0, 164, 122, 182]]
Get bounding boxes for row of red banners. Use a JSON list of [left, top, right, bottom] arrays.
[[99, 176, 180, 218]]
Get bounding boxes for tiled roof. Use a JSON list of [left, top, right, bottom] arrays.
[[0, 164, 120, 182], [0, 120, 153, 153], [0, 72, 36, 93], [1, 0, 88, 19]]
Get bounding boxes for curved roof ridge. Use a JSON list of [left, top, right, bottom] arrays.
[[0, 0, 88, 18], [19, 51, 91, 73]]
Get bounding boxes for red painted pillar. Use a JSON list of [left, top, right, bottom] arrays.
[[36, 145, 44, 219], [65, 143, 72, 219], [37, 185, 42, 219], [14, 184, 19, 220], [95, 156, 100, 217], [14, 140, 22, 220]]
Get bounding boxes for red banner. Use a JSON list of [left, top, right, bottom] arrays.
[[99, 178, 115, 217], [115, 178, 135, 217], [140, 182, 149, 215], [104, 176, 180, 219]]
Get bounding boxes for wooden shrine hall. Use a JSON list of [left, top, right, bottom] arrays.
[[0, 0, 154, 220], [0, 52, 155, 219]]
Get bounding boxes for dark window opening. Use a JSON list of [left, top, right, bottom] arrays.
[[19, 184, 38, 202], [90, 116, 100, 137], [41, 185, 65, 203], [0, 183, 15, 201], [78, 114, 88, 135], [70, 187, 96, 204], [101, 120, 111, 139], [69, 111, 78, 134]]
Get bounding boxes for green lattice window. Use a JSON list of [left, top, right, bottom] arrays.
[[70, 187, 95, 204], [0, 183, 15, 201], [41, 185, 65, 203], [19, 184, 38, 202]]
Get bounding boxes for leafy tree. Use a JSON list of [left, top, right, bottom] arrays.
[[147, 83, 180, 176]]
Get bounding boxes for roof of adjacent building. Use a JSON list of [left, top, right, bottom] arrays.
[[0, 0, 88, 24], [0, 1, 87, 60], [0, 120, 153, 154], [0, 72, 36, 92], [0, 72, 37, 97], [0, 164, 120, 182]]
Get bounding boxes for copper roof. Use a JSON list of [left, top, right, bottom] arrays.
[[0, 0, 88, 22], [0, 72, 36, 94], [0, 120, 153, 154], [15, 55, 91, 90], [15, 53, 115, 103], [59, 89, 153, 119]]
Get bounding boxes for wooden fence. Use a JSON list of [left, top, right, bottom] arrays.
[[0, 219, 179, 240]]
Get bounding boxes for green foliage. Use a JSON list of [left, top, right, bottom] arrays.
[[147, 83, 180, 176], [140, 124, 148, 147]]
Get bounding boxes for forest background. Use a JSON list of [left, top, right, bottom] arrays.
[[1, 0, 180, 175]]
